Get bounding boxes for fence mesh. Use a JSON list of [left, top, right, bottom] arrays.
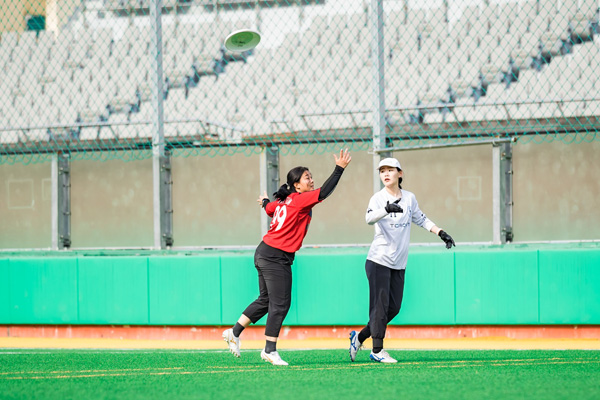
[[1, 0, 599, 164]]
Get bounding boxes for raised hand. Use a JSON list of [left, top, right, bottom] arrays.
[[257, 191, 269, 207], [439, 230, 456, 249], [334, 148, 352, 168]]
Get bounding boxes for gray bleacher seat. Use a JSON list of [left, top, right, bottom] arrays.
[[1, 31, 18, 49], [92, 28, 114, 58], [18, 30, 37, 52], [530, 14, 550, 36], [481, 62, 504, 86], [4, 0, 596, 140], [310, 15, 328, 33], [571, 12, 594, 41], [548, 7, 571, 35], [540, 31, 566, 57], [330, 13, 347, 31]]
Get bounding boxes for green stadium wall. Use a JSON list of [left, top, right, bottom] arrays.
[[1, 244, 599, 326]]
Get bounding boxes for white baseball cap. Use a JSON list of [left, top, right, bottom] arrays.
[[377, 157, 402, 170]]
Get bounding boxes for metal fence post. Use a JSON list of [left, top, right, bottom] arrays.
[[260, 145, 280, 236], [150, 0, 168, 249], [52, 153, 71, 250], [493, 141, 514, 244], [370, 0, 388, 192]]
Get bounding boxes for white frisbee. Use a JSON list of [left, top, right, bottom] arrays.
[[224, 29, 261, 53]]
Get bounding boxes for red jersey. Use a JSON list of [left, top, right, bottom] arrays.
[[262, 189, 322, 253]]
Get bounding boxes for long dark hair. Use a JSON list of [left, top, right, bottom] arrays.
[[274, 166, 309, 201]]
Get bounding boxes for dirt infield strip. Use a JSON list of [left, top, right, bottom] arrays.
[[1, 337, 599, 350]]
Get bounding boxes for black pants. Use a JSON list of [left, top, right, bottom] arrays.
[[242, 241, 295, 338], [359, 259, 406, 349]]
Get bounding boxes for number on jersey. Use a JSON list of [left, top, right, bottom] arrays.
[[270, 205, 287, 231]]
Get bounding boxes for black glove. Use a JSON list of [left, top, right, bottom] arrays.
[[384, 199, 403, 214], [439, 230, 455, 249]]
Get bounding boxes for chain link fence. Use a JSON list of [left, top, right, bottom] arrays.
[[1, 0, 599, 165]]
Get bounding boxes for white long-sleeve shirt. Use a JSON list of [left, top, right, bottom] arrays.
[[366, 188, 435, 270]]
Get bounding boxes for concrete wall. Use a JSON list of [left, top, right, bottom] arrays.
[[1, 141, 598, 249]]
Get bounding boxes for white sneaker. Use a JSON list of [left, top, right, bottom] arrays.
[[222, 328, 240, 358], [369, 349, 398, 363], [261, 350, 289, 366], [349, 330, 362, 362]]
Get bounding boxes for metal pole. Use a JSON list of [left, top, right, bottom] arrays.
[[492, 145, 500, 244], [260, 145, 279, 236], [160, 150, 174, 248], [376, 137, 515, 152], [51, 155, 58, 250], [493, 142, 513, 244], [150, 0, 167, 249], [51, 152, 71, 250], [500, 142, 514, 243], [370, 0, 388, 192]]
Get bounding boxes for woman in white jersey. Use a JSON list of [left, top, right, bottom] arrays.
[[349, 157, 455, 363]]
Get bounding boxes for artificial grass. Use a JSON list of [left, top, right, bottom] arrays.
[[1, 349, 599, 399]]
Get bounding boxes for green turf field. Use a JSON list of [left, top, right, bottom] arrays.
[[1, 348, 599, 399]]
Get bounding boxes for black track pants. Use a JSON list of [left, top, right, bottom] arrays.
[[242, 241, 295, 338], [359, 259, 406, 349]]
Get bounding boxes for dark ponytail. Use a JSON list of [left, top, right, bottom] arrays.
[[274, 166, 309, 201], [398, 176, 403, 189]]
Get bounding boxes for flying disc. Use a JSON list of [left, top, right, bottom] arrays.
[[224, 29, 261, 53]]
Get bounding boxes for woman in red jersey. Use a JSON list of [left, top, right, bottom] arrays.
[[223, 149, 352, 366]]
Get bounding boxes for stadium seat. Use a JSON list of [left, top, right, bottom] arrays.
[[548, 9, 571, 37], [18, 30, 37, 53], [570, 12, 594, 42], [538, 0, 557, 18], [540, 31, 566, 58], [2, 0, 597, 144], [1, 31, 19, 49], [330, 13, 348, 31], [130, 103, 152, 137], [385, 9, 404, 28], [310, 14, 328, 32]]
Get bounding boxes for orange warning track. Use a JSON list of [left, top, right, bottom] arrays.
[[1, 325, 599, 350], [2, 324, 600, 339], [1, 337, 599, 350]]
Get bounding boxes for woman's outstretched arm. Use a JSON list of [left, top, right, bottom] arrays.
[[318, 149, 352, 201]]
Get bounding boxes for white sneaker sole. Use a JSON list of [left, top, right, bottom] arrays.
[[222, 330, 240, 358], [261, 352, 288, 366]]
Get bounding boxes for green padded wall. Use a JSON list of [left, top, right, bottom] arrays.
[[394, 252, 455, 325], [220, 254, 263, 325], [220, 254, 299, 326], [0, 259, 11, 322], [8, 258, 78, 324], [455, 250, 539, 324], [539, 249, 600, 324], [148, 256, 221, 325], [0, 245, 598, 326], [295, 253, 368, 325], [78, 257, 149, 324]]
